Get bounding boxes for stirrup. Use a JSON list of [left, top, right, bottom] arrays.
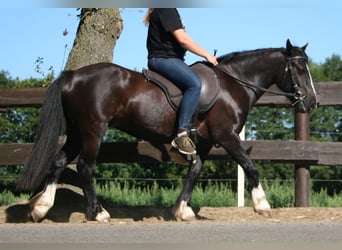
[[169, 147, 197, 165]]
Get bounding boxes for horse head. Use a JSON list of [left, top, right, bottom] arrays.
[[277, 39, 317, 113]]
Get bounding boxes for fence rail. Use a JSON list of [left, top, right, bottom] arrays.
[[0, 140, 341, 166]]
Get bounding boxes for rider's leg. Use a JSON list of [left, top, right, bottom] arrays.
[[148, 57, 201, 154]]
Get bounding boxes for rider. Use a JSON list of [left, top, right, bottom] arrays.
[[144, 8, 218, 155]]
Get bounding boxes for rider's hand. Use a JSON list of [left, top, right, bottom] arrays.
[[206, 54, 219, 66]]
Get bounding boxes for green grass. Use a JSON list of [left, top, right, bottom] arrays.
[[0, 189, 29, 205], [263, 180, 295, 208], [95, 180, 342, 208], [1, 180, 342, 208]]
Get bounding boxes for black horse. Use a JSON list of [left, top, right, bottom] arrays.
[[17, 40, 317, 222]]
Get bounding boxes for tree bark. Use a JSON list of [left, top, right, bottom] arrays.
[[64, 8, 123, 71], [62, 8, 123, 177]]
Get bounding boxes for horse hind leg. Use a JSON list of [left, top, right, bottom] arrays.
[[29, 183, 58, 222], [172, 160, 200, 221], [172, 147, 210, 221], [77, 152, 110, 223], [29, 135, 79, 222], [76, 131, 110, 222]]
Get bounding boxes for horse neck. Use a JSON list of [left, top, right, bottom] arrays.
[[221, 49, 285, 95]]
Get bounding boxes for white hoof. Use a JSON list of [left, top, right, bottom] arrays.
[[251, 183, 272, 218], [95, 206, 110, 223], [30, 183, 57, 222], [173, 200, 196, 221]]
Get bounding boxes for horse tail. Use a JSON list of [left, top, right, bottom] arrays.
[[16, 71, 71, 193]]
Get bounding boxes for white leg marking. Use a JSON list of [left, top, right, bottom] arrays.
[[30, 183, 57, 222], [172, 200, 196, 221], [251, 183, 272, 217], [95, 205, 111, 223]]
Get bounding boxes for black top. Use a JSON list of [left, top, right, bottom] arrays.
[[146, 8, 186, 59]]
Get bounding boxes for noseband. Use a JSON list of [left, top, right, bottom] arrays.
[[215, 55, 308, 107]]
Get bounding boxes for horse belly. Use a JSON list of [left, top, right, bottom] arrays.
[[109, 91, 177, 141]]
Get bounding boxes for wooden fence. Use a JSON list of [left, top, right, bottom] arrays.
[[1, 82, 342, 206]]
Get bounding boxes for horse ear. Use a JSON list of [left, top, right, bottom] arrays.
[[302, 43, 309, 51], [286, 39, 293, 50], [283, 39, 293, 56]]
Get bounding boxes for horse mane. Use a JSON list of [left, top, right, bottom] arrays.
[[191, 48, 287, 68], [218, 48, 283, 64]]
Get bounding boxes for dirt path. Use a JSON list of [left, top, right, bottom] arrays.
[[2, 200, 342, 224], [1, 187, 342, 224]]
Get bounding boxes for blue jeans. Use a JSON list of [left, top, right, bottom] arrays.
[[148, 57, 201, 131]]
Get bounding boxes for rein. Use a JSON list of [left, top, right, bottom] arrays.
[[215, 55, 308, 105]]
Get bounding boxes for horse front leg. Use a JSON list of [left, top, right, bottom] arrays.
[[172, 155, 203, 221], [223, 136, 272, 217]]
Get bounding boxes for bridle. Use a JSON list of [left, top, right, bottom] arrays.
[[284, 56, 308, 106], [215, 55, 308, 107]]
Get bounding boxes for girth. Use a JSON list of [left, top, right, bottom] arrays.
[[143, 62, 219, 113]]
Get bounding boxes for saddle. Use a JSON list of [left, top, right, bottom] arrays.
[[143, 62, 219, 114]]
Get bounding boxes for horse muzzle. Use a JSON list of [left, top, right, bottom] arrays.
[[293, 92, 317, 113]]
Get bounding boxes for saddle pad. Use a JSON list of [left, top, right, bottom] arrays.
[[143, 62, 219, 113]]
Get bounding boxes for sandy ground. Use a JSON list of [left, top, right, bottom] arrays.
[[1, 187, 342, 224]]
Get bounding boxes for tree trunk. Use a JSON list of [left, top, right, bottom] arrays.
[[62, 8, 123, 177], [64, 8, 123, 71]]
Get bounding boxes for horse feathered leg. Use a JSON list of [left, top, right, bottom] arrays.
[[30, 183, 57, 222], [29, 137, 80, 222], [172, 155, 203, 221], [172, 144, 211, 221], [76, 125, 110, 223], [76, 153, 110, 222], [252, 183, 272, 217], [172, 200, 195, 221], [221, 134, 271, 217]]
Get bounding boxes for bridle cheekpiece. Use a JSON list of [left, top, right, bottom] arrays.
[[284, 55, 308, 106]]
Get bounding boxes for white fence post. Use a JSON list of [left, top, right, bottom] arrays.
[[237, 126, 245, 207]]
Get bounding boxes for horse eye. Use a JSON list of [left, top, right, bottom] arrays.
[[294, 64, 305, 74], [298, 68, 305, 74]]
